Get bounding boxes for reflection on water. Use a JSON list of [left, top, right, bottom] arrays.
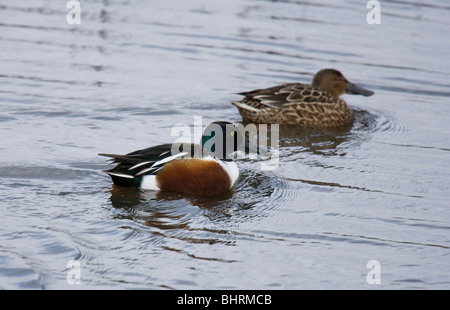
[[250, 108, 377, 158], [1, 0, 449, 289], [109, 169, 278, 223], [106, 169, 284, 259]]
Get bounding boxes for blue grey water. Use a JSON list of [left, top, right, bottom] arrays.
[[0, 0, 449, 289]]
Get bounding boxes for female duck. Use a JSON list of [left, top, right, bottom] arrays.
[[232, 68, 374, 128], [99, 121, 265, 197]]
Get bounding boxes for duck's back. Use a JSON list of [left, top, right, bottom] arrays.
[[232, 83, 353, 127]]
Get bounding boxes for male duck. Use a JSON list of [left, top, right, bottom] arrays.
[[99, 121, 265, 197], [232, 68, 374, 128]]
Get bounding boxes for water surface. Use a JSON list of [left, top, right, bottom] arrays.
[[0, 0, 449, 289]]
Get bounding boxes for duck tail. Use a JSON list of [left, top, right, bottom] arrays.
[[231, 100, 260, 112]]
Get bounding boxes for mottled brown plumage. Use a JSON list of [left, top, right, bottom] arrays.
[[232, 69, 374, 128]]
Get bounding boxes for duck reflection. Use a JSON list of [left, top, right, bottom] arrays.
[[108, 184, 235, 210], [107, 182, 235, 231], [107, 169, 276, 229], [240, 108, 376, 158]]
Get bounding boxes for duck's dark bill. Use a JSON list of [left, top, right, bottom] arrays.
[[345, 82, 374, 96], [244, 138, 271, 157]]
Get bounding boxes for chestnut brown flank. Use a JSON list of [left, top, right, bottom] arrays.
[[156, 159, 232, 197]]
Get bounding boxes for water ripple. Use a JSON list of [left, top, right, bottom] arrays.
[[1, 0, 449, 289]]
